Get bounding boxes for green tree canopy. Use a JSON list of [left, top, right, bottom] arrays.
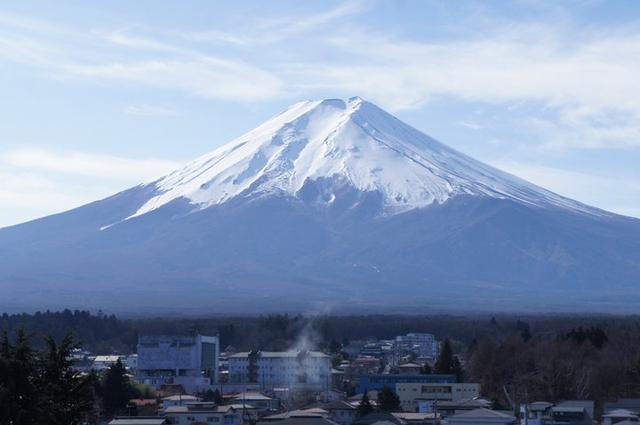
[[378, 386, 400, 412]]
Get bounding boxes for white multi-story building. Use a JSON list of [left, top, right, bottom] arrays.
[[228, 350, 331, 391], [136, 334, 219, 391], [394, 333, 439, 360]]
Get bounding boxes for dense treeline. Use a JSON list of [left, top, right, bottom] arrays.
[[466, 322, 640, 413], [0, 310, 136, 352], [0, 330, 141, 424]]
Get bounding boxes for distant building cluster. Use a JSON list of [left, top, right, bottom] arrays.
[[71, 330, 623, 425]]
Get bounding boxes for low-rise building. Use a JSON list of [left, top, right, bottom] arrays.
[[109, 418, 167, 425], [161, 395, 201, 410], [164, 402, 242, 425], [323, 400, 357, 425], [356, 374, 455, 394], [434, 398, 491, 417], [391, 412, 439, 425], [446, 408, 516, 425], [602, 408, 639, 425], [231, 392, 279, 414], [552, 401, 594, 425], [520, 402, 553, 425], [396, 382, 480, 412], [93, 355, 123, 370]]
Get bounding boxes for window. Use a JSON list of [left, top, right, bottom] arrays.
[[208, 417, 220, 422]]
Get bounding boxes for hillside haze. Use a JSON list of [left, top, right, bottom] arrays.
[[1, 97, 639, 313]]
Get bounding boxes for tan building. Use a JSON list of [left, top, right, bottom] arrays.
[[396, 382, 481, 412]]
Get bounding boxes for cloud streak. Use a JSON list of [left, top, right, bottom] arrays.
[[2, 147, 182, 182], [2, 3, 640, 150]]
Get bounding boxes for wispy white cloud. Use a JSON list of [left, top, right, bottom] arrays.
[[0, 147, 185, 226], [492, 161, 640, 218], [1, 147, 182, 182], [123, 104, 179, 117]]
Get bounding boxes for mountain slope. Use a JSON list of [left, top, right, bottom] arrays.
[[0, 97, 638, 313]]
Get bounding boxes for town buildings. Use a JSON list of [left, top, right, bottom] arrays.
[[393, 334, 438, 361], [137, 334, 220, 392]]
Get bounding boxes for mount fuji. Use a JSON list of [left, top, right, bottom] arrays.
[[1, 97, 639, 313]]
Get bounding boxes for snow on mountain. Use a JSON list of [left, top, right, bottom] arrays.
[[122, 97, 601, 225], [1, 97, 639, 314]]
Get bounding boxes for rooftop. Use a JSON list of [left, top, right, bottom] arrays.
[[230, 351, 330, 358], [109, 418, 167, 425]]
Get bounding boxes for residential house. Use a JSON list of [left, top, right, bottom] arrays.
[[108, 418, 167, 425], [520, 401, 553, 425], [602, 409, 639, 425], [445, 408, 516, 425], [164, 402, 242, 425], [552, 401, 594, 425], [323, 400, 357, 425]]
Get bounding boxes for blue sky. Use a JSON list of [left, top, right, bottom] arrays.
[[1, 0, 639, 227]]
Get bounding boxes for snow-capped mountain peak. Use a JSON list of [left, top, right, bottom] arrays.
[[127, 97, 600, 221]]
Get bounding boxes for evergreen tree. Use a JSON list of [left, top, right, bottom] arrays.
[[101, 358, 136, 418], [435, 339, 454, 374], [378, 386, 400, 412], [357, 392, 374, 417], [451, 356, 465, 383], [37, 334, 96, 424], [3, 329, 39, 425]]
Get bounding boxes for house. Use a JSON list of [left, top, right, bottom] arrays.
[[108, 418, 167, 425], [257, 418, 339, 425], [263, 409, 329, 421], [552, 401, 594, 425], [434, 398, 491, 416], [445, 408, 516, 425], [231, 392, 279, 414], [602, 409, 639, 425], [520, 401, 553, 425], [137, 334, 220, 392], [164, 402, 242, 425], [323, 400, 357, 425], [161, 394, 201, 410], [93, 355, 123, 370], [391, 412, 439, 425]]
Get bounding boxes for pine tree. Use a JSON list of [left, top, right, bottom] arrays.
[[37, 334, 96, 424], [101, 358, 135, 418], [435, 339, 454, 374], [378, 386, 400, 412], [357, 392, 374, 417], [0, 329, 39, 425]]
